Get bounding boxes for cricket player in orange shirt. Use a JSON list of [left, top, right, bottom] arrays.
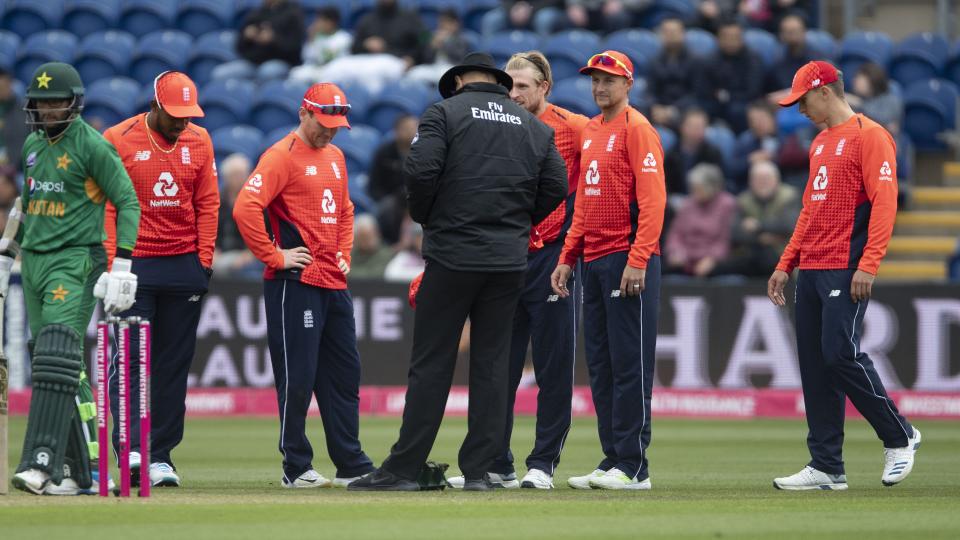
[[233, 83, 374, 488], [103, 71, 219, 488], [768, 61, 920, 491], [550, 50, 666, 490]]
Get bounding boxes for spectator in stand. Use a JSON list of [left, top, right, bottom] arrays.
[[730, 100, 780, 190], [711, 160, 799, 277], [847, 62, 903, 132], [481, 1, 566, 36], [563, 1, 653, 34], [287, 7, 354, 84], [214, 153, 262, 278], [406, 9, 471, 86], [648, 17, 698, 130], [350, 214, 395, 279], [0, 68, 28, 170], [664, 107, 723, 196], [369, 114, 418, 244], [766, 13, 815, 95], [695, 18, 765, 133], [212, 0, 305, 82], [664, 163, 737, 277], [384, 221, 425, 283], [695, 0, 736, 34]]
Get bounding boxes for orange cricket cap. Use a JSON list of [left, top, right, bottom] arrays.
[[302, 83, 351, 129], [778, 60, 842, 107], [154, 71, 204, 118], [579, 50, 634, 81]]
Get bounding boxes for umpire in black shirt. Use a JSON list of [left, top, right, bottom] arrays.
[[350, 52, 567, 491]]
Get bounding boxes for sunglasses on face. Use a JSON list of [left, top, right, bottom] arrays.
[[303, 98, 351, 116], [587, 54, 633, 79]]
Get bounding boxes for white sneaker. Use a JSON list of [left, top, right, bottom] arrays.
[[12, 468, 50, 495], [567, 469, 605, 490], [332, 473, 370, 488], [773, 466, 848, 490], [129, 451, 142, 486], [520, 469, 554, 489], [588, 468, 652, 490], [150, 463, 181, 487], [446, 472, 519, 489], [281, 469, 332, 488], [882, 428, 921, 486]]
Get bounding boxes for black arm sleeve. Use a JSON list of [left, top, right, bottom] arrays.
[[402, 104, 447, 224], [531, 134, 568, 225]]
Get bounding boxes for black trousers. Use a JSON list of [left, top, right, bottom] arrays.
[[381, 262, 525, 480]]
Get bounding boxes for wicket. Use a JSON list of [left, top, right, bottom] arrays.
[[96, 316, 151, 497]]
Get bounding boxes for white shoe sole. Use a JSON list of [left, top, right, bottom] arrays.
[[11, 475, 48, 495], [773, 480, 848, 491], [568, 478, 595, 490], [520, 480, 553, 489], [588, 479, 652, 490]]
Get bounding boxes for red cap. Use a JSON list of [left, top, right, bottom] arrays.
[[579, 50, 634, 81], [154, 71, 204, 118], [302, 83, 351, 129], [778, 60, 842, 106]]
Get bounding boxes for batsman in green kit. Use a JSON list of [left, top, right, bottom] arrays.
[[0, 62, 141, 495]]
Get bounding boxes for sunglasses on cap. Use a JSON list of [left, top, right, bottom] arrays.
[[586, 53, 633, 79], [303, 98, 351, 116]]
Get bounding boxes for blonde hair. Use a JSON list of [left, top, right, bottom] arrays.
[[505, 51, 553, 96]]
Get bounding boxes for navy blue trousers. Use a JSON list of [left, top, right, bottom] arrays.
[[492, 240, 579, 476], [582, 251, 660, 481], [795, 269, 914, 475], [110, 253, 209, 468], [264, 279, 373, 482]]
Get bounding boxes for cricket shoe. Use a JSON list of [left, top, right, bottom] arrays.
[[882, 428, 921, 486], [773, 466, 848, 491], [588, 468, 652, 490], [129, 451, 142, 487], [446, 472, 519, 489], [520, 469, 554, 489], [282, 469, 332, 488], [333, 472, 372, 488], [567, 469, 605, 490], [150, 463, 181, 487], [11, 468, 50, 495], [45, 470, 116, 496]]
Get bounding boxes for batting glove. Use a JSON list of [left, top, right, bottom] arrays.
[[94, 257, 138, 314]]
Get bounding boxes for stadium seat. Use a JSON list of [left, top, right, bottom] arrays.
[[805, 29, 838, 60], [463, 0, 499, 33], [250, 79, 311, 133], [685, 28, 717, 59], [120, 0, 178, 39], [0, 31, 21, 71], [197, 78, 256, 132], [839, 31, 893, 80], [211, 124, 264, 165], [233, 0, 262, 28], [334, 81, 372, 126], [656, 125, 676, 154], [1, 0, 63, 40], [15, 30, 77, 87], [461, 30, 481, 56], [705, 124, 736, 173], [188, 30, 238, 88], [550, 77, 597, 118], [333, 123, 381, 175], [482, 30, 541, 67], [63, 0, 120, 38], [417, 0, 464, 29], [903, 78, 959, 150], [176, 0, 236, 38], [366, 81, 432, 134], [605, 29, 660, 77], [262, 125, 298, 153], [129, 30, 193, 86], [135, 81, 155, 113], [744, 28, 782, 68], [84, 76, 141, 130], [543, 30, 602, 81], [889, 32, 950, 88], [641, 0, 697, 27], [947, 39, 960, 88], [75, 31, 136, 85], [629, 77, 650, 112], [776, 104, 813, 136]]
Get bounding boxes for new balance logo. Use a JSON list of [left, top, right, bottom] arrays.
[[305, 165, 318, 176], [582, 139, 592, 150], [610, 290, 622, 298], [814, 144, 824, 156], [829, 290, 841, 297], [546, 294, 559, 302], [134, 150, 151, 161], [188, 295, 201, 302]]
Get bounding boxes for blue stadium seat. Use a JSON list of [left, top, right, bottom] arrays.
[[605, 29, 660, 77], [656, 125, 676, 154], [641, 0, 697, 28], [776, 104, 812, 136], [461, 30, 481, 56], [366, 81, 432, 134], [903, 78, 959, 150], [120, 0, 178, 39], [188, 30, 237, 88], [211, 124, 264, 165], [705, 124, 736, 173], [1, 0, 63, 40], [84, 77, 140, 129], [250, 79, 311, 133], [889, 32, 950, 88], [550, 77, 597, 118], [685, 28, 717, 59], [335, 81, 372, 126], [333, 123, 381, 175], [262, 125, 298, 153], [839, 31, 893, 80], [130, 30, 193, 85], [543, 30, 602, 81], [135, 81, 154, 113], [75, 31, 136, 85], [947, 39, 960, 88], [417, 0, 464, 30], [176, 0, 236, 38], [744, 28, 782, 68], [805, 29, 838, 60], [482, 30, 541, 67], [233, 0, 263, 28], [15, 30, 77, 87], [463, 0, 499, 33], [197, 78, 255, 132], [63, 0, 120, 38], [628, 76, 650, 112], [0, 31, 21, 71]]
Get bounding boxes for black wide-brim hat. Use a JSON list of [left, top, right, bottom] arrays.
[[438, 52, 513, 99]]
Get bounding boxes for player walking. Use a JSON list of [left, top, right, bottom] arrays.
[[768, 61, 920, 490], [102, 71, 219, 488]]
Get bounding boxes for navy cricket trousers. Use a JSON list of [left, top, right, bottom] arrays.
[[492, 240, 579, 476], [795, 269, 914, 475], [582, 251, 660, 481], [264, 279, 374, 482]]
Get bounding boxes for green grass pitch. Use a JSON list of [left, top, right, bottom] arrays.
[[2, 416, 958, 539]]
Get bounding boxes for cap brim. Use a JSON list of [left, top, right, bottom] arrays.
[[315, 113, 350, 129], [777, 90, 806, 107], [579, 65, 631, 79], [164, 103, 205, 118]]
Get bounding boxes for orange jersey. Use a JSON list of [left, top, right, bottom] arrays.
[[529, 103, 589, 250], [103, 114, 219, 267], [233, 132, 354, 290], [777, 114, 897, 275], [559, 106, 666, 269]]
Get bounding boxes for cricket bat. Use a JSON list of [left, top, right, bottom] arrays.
[[0, 197, 23, 495]]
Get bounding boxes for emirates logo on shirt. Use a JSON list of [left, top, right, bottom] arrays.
[[879, 161, 893, 181]]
